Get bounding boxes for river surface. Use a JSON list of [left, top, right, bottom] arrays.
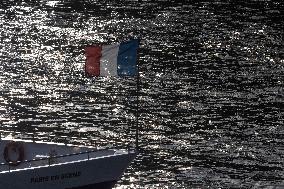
[[0, 0, 283, 188]]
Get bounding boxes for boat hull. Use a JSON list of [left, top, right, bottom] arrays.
[[0, 151, 136, 189], [66, 180, 117, 189]]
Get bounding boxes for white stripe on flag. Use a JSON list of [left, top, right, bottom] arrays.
[[100, 43, 119, 76]]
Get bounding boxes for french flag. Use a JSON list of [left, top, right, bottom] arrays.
[[85, 39, 139, 77]]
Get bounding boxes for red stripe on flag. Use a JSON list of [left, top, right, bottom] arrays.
[[85, 46, 102, 77]]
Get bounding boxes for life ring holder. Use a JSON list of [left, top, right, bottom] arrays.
[[3, 141, 25, 166]]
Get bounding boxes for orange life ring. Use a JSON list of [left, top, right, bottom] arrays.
[[4, 141, 25, 166]]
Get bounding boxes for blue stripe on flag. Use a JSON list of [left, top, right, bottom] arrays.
[[117, 39, 139, 76]]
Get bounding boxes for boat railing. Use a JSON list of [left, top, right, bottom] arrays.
[[0, 145, 134, 173], [0, 129, 135, 147], [0, 130, 96, 145]]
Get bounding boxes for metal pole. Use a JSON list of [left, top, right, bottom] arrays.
[[135, 76, 139, 149], [135, 39, 140, 150]]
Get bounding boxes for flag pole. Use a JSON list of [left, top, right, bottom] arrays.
[[135, 67, 139, 150], [135, 39, 140, 150]]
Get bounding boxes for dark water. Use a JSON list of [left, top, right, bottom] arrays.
[[0, 0, 284, 188]]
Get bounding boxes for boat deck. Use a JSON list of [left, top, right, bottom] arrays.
[[0, 139, 131, 173]]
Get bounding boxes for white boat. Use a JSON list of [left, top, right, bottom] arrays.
[[0, 39, 140, 188], [0, 137, 136, 189]]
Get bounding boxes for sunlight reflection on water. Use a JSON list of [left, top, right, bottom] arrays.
[[0, 0, 284, 188]]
